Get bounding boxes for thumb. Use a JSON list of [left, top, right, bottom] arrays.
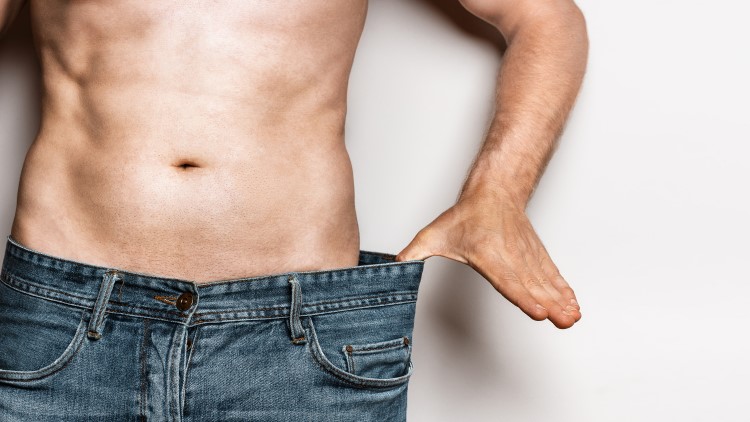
[[395, 228, 442, 262]]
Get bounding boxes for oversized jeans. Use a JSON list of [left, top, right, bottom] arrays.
[[0, 235, 425, 421]]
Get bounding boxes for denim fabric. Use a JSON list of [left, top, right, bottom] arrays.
[[0, 235, 425, 421]]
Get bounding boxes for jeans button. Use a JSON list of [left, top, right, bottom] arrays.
[[175, 292, 194, 311]]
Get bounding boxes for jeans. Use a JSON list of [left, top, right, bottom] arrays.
[[0, 235, 425, 421]]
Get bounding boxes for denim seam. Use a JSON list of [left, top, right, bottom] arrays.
[[1, 277, 189, 323], [1, 271, 419, 325], [168, 329, 183, 422], [1, 271, 418, 320], [139, 319, 150, 422], [1, 275, 196, 322], [0, 275, 97, 314], [193, 261, 423, 288], [349, 340, 409, 354], [181, 326, 201, 415], [2, 272, 188, 318], [189, 291, 418, 317], [188, 299, 418, 326], [1, 272, 95, 305]]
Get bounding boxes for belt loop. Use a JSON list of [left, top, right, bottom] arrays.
[[287, 274, 306, 345], [87, 269, 120, 340]]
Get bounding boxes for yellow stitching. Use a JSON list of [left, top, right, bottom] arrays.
[[153, 295, 178, 305]]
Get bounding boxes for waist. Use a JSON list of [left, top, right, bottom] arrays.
[[0, 236, 425, 325], [12, 135, 360, 282]]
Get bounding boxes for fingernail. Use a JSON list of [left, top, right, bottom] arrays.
[[566, 305, 577, 313], [535, 304, 547, 311], [570, 299, 578, 306]]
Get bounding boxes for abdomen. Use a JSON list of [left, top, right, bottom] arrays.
[[12, 0, 368, 281]]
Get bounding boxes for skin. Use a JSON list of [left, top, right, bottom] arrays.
[[1, 0, 586, 329], [395, 0, 588, 329]]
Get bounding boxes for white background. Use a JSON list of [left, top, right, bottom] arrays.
[[1, 1, 748, 421]]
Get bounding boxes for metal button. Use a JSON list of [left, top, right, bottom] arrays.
[[175, 292, 194, 311]]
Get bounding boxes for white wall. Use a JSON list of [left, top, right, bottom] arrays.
[[2, 1, 748, 421]]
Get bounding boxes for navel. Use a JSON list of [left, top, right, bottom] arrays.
[[172, 159, 202, 170]]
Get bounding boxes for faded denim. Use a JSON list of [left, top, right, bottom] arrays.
[[0, 235, 425, 421]]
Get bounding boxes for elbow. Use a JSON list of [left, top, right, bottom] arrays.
[[502, 0, 589, 45], [564, 2, 589, 49], [459, 0, 588, 45], [539, 1, 588, 40]]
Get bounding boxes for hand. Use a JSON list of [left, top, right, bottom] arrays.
[[394, 188, 581, 329]]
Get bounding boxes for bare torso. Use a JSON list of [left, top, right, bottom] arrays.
[[10, 0, 368, 283]]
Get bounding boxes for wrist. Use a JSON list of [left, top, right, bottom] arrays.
[[458, 171, 531, 211]]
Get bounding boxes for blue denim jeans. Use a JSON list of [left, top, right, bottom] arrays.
[[0, 235, 425, 421]]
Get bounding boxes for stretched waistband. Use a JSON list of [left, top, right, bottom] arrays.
[[0, 236, 425, 326]]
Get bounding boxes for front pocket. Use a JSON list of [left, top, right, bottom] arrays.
[[343, 336, 412, 379], [0, 275, 90, 382], [301, 301, 417, 389]]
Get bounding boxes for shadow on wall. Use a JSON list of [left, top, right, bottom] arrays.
[[418, 0, 506, 51], [0, 3, 40, 239]]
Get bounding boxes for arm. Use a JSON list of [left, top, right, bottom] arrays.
[[1, 0, 26, 39], [396, 0, 588, 329]]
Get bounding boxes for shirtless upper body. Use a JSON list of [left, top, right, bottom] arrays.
[[2, 0, 587, 327], [6, 0, 365, 282]]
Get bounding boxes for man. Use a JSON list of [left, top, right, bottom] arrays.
[[0, 0, 586, 420]]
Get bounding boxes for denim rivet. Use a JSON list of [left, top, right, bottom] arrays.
[[403, 336, 409, 346], [345, 344, 353, 353]]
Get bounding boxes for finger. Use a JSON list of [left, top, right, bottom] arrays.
[[517, 236, 566, 307], [504, 236, 577, 328], [396, 227, 441, 262], [537, 243, 580, 311], [471, 251, 575, 328], [518, 267, 577, 329], [520, 237, 581, 321], [503, 253, 576, 328], [474, 257, 549, 321], [523, 248, 580, 323]]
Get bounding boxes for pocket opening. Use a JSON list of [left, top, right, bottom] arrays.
[[0, 311, 89, 382], [303, 316, 414, 389], [0, 279, 91, 383]]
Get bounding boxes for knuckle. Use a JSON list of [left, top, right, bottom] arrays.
[[530, 313, 547, 322], [500, 270, 520, 284], [521, 276, 539, 289], [538, 253, 557, 269], [504, 241, 523, 257], [527, 305, 547, 321], [505, 242, 524, 255], [560, 286, 576, 297]]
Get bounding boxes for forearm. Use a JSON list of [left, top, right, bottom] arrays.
[[459, 4, 588, 209]]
